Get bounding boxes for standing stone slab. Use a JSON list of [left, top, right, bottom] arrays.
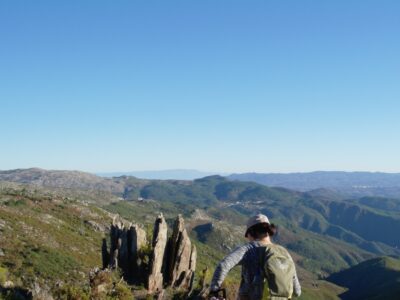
[[148, 213, 168, 293], [127, 224, 147, 271], [109, 217, 123, 268], [168, 215, 194, 289], [128, 224, 147, 255], [101, 238, 109, 269], [102, 213, 197, 295], [187, 244, 197, 291]]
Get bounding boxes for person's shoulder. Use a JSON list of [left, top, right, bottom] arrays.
[[248, 241, 265, 249], [231, 242, 255, 252], [267, 243, 291, 254]]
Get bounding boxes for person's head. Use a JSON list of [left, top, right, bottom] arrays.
[[245, 214, 277, 241]]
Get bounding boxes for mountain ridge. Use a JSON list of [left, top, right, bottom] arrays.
[[229, 171, 400, 198]]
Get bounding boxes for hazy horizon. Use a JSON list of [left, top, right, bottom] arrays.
[[3, 166, 400, 176]]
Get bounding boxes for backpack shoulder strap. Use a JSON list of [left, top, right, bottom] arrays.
[[258, 246, 267, 277]]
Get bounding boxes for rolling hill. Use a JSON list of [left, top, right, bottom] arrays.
[[1, 168, 400, 299]]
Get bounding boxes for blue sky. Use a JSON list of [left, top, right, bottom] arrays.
[[1, 0, 399, 173]]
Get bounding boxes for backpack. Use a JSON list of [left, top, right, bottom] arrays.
[[259, 244, 295, 298]]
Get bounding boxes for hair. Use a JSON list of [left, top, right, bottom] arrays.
[[245, 222, 277, 239]]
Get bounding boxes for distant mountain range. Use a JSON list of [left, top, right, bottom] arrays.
[[229, 171, 400, 198], [3, 168, 400, 199], [97, 169, 225, 180], [93, 169, 400, 198]]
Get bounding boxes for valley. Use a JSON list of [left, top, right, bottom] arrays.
[[1, 169, 400, 299]]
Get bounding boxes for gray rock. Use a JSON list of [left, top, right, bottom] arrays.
[[101, 213, 197, 295], [148, 213, 168, 293], [101, 239, 109, 269], [128, 224, 147, 271], [128, 224, 147, 255], [31, 282, 54, 300], [187, 245, 197, 291], [84, 220, 105, 232], [168, 215, 196, 289]]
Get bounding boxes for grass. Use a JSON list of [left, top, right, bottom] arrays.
[[3, 181, 399, 299], [0, 188, 108, 290]]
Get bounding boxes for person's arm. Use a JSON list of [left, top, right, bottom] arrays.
[[292, 271, 301, 297], [210, 244, 251, 291], [285, 248, 301, 298]]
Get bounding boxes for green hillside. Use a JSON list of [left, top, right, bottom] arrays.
[[328, 256, 400, 300], [2, 169, 400, 299], [0, 186, 119, 298]]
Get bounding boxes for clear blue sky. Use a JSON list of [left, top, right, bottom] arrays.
[[1, 0, 399, 173]]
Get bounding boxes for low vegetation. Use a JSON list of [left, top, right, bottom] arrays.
[[1, 170, 400, 299]]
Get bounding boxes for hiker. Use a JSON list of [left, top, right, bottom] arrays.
[[209, 214, 301, 300]]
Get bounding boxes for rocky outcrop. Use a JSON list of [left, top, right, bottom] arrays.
[[102, 216, 147, 276], [102, 214, 197, 297], [168, 215, 196, 290], [147, 214, 168, 293]]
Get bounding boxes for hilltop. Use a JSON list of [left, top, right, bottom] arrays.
[[0, 168, 124, 193]]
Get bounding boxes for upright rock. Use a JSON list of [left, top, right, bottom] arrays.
[[147, 213, 168, 293], [168, 215, 197, 289], [127, 224, 147, 271], [187, 245, 197, 291], [109, 217, 123, 268], [102, 213, 197, 297], [106, 217, 147, 276], [101, 238, 109, 269], [119, 228, 129, 270]]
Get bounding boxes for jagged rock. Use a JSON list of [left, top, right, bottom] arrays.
[[187, 245, 197, 291], [168, 215, 197, 289], [84, 220, 105, 232], [118, 228, 129, 270], [105, 217, 147, 275], [127, 224, 147, 272], [148, 213, 168, 293], [109, 217, 123, 268], [30, 282, 54, 300], [101, 239, 109, 269], [101, 213, 197, 295], [128, 224, 146, 255], [0, 249, 4, 257]]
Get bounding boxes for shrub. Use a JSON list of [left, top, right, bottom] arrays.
[[0, 267, 8, 286], [53, 285, 90, 300], [112, 282, 132, 300]]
